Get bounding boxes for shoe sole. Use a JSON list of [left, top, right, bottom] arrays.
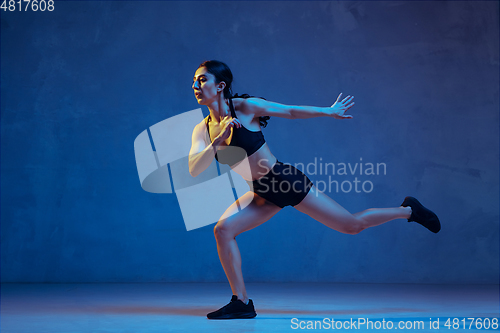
[[207, 312, 257, 320]]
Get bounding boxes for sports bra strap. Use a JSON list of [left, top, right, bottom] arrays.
[[229, 98, 237, 118]]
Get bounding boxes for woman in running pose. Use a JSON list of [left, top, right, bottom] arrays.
[[188, 60, 440, 320]]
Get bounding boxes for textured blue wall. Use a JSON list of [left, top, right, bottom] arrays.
[[1, 1, 498, 283]]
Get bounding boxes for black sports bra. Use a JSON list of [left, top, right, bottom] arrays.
[[205, 98, 266, 166]]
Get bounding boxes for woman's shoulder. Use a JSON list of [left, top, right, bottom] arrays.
[[193, 117, 209, 133], [232, 94, 265, 113]]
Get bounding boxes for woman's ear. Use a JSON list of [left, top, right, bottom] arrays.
[[218, 81, 226, 92]]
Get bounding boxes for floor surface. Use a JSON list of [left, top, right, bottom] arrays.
[[2, 283, 499, 332]]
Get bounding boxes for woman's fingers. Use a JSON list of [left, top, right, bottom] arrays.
[[332, 93, 355, 107], [341, 95, 354, 104], [331, 93, 342, 107], [226, 117, 241, 128], [222, 118, 239, 135], [345, 102, 355, 110]]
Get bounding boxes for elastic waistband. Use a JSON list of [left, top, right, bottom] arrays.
[[246, 159, 282, 185]]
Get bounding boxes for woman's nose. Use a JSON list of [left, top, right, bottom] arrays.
[[192, 80, 199, 89]]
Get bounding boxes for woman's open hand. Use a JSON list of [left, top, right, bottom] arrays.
[[213, 115, 242, 146], [329, 93, 355, 119]]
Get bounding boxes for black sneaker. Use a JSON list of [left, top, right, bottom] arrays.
[[207, 295, 257, 319], [401, 196, 441, 233]]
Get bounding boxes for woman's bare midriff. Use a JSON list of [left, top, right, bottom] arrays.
[[229, 143, 277, 182]]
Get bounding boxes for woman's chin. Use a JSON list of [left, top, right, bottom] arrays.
[[196, 97, 210, 105]]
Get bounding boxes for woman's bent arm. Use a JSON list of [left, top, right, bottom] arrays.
[[189, 115, 242, 177], [189, 123, 219, 177]]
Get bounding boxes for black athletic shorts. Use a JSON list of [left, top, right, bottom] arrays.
[[246, 160, 313, 208]]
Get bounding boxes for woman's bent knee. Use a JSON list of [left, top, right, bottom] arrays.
[[214, 222, 234, 241]]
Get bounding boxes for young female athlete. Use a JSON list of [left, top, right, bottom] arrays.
[[188, 60, 440, 320]]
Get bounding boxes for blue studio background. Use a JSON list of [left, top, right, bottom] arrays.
[[1, 1, 498, 284]]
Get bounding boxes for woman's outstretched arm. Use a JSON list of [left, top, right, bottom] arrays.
[[241, 93, 355, 120]]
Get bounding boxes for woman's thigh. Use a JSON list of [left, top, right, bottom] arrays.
[[216, 191, 282, 237], [292, 185, 358, 233]]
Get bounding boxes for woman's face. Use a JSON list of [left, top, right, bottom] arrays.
[[192, 67, 222, 105]]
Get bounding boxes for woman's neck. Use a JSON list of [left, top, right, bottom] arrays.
[[207, 98, 230, 123]]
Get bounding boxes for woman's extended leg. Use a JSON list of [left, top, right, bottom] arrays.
[[214, 191, 282, 303], [293, 185, 411, 234]]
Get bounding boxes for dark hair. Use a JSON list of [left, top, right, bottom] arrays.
[[199, 60, 233, 99], [198, 60, 270, 128]]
